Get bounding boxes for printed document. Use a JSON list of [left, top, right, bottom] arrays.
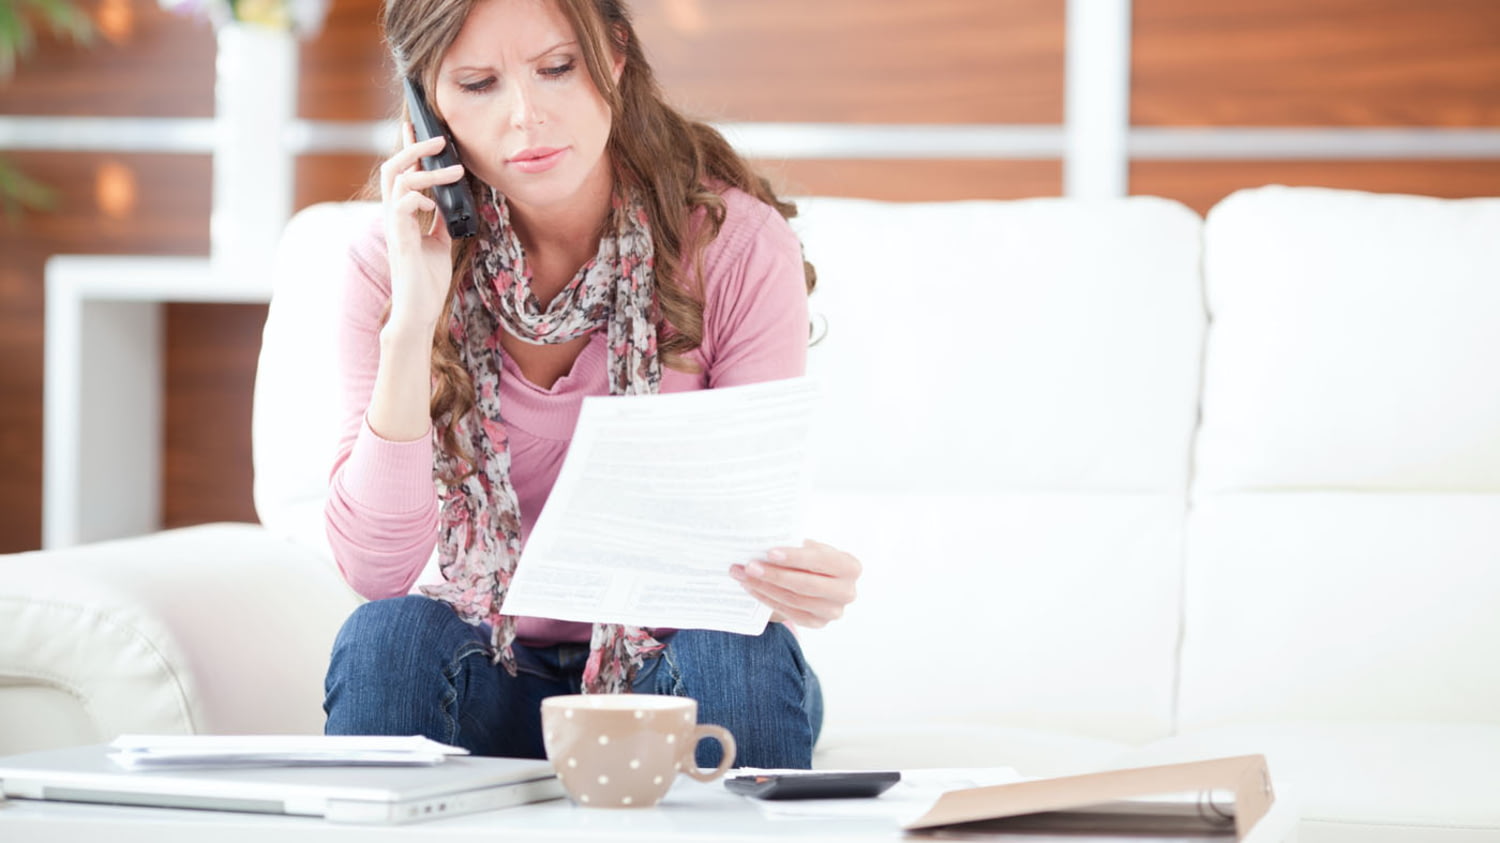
[[500, 377, 818, 635]]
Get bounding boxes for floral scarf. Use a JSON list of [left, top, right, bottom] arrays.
[[419, 184, 665, 694]]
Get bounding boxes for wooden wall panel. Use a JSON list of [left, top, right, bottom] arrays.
[[0, 245, 46, 554], [1133, 0, 1500, 127], [0, 0, 393, 121], [161, 303, 266, 528], [0, 0, 215, 116], [296, 155, 382, 207], [631, 0, 1064, 124], [298, 0, 391, 121], [1131, 160, 1500, 216], [756, 159, 1063, 202], [0, 153, 209, 551]]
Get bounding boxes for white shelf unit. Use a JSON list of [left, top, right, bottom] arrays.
[[42, 256, 271, 549]]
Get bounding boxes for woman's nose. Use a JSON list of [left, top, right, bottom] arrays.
[[510, 80, 545, 129]]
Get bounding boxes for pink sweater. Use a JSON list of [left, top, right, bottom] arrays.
[[325, 187, 810, 645]]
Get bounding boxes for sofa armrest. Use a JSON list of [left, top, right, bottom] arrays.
[[0, 523, 361, 755]]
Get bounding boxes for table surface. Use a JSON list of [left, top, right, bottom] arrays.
[[0, 774, 1299, 843]]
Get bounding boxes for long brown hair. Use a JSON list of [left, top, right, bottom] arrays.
[[381, 0, 816, 464]]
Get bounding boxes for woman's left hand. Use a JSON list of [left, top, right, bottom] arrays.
[[729, 540, 861, 628]]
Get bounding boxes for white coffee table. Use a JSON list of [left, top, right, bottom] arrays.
[[0, 775, 1300, 842]]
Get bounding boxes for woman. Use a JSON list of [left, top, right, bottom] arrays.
[[322, 0, 860, 769]]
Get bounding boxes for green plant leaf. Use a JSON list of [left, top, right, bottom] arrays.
[[0, 155, 58, 223], [0, 0, 94, 78], [0, 0, 93, 220]]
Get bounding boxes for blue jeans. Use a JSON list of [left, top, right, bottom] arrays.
[[323, 595, 823, 768]]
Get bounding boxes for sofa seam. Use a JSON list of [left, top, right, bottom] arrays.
[[1168, 217, 1212, 740], [0, 596, 200, 734]]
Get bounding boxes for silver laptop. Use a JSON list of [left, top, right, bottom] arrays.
[[0, 744, 563, 824]]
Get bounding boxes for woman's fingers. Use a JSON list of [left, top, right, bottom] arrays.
[[379, 123, 463, 333], [732, 574, 846, 628], [391, 163, 465, 198], [380, 133, 448, 200], [728, 539, 863, 628], [391, 187, 437, 220]]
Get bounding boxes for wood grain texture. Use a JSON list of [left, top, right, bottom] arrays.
[[0, 0, 394, 121], [0, 0, 216, 116], [295, 155, 382, 208], [161, 303, 266, 530], [1130, 160, 1500, 215], [1133, 0, 1500, 127], [630, 0, 1064, 124], [298, 0, 394, 121], [755, 158, 1063, 202]]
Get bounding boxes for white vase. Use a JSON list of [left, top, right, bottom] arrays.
[[211, 23, 297, 287]]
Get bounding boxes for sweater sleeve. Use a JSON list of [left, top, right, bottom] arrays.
[[323, 220, 440, 600], [697, 193, 811, 387]]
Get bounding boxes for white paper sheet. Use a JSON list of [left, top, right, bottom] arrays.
[[500, 377, 819, 634], [107, 735, 468, 770]]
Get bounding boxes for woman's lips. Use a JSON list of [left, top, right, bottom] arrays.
[[508, 147, 566, 174]]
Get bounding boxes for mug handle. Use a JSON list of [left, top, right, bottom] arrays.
[[682, 724, 736, 782]]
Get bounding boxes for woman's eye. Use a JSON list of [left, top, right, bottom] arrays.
[[540, 61, 575, 79], [459, 77, 495, 94]]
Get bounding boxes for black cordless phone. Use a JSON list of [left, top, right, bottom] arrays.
[[402, 77, 478, 239]]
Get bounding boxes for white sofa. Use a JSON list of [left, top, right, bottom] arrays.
[[2, 186, 1497, 841]]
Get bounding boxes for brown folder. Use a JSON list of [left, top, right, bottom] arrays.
[[903, 754, 1274, 839]]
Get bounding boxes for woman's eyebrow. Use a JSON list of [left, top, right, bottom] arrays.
[[527, 39, 577, 62], [446, 40, 578, 74]]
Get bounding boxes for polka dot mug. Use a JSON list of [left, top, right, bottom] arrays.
[[540, 693, 736, 808]]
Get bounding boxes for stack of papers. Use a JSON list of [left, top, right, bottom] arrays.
[[107, 735, 469, 771]]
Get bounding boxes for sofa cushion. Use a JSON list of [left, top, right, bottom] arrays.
[[1195, 186, 1500, 494], [1179, 493, 1500, 730], [0, 524, 359, 755], [1186, 186, 1500, 737], [792, 195, 1205, 495], [253, 201, 381, 557], [1112, 723, 1500, 842], [788, 195, 1204, 750], [798, 493, 1184, 748]]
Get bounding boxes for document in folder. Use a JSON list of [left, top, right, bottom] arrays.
[[903, 755, 1275, 840], [500, 377, 819, 635]]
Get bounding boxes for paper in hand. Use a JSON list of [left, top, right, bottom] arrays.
[[500, 377, 819, 634]]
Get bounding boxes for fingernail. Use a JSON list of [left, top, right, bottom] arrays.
[[728, 565, 746, 581], [746, 561, 766, 578], [767, 549, 787, 562]]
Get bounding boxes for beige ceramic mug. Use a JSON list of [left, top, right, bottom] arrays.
[[540, 693, 736, 808]]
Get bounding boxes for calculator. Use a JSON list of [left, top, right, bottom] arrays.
[[724, 770, 901, 800]]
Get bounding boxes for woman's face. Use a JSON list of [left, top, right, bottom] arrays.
[[433, 0, 620, 219]]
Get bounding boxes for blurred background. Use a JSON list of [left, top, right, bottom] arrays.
[[0, 0, 1497, 552]]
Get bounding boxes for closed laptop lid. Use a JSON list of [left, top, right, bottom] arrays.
[[0, 744, 561, 823]]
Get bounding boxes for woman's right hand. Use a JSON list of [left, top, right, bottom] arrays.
[[379, 123, 467, 339]]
